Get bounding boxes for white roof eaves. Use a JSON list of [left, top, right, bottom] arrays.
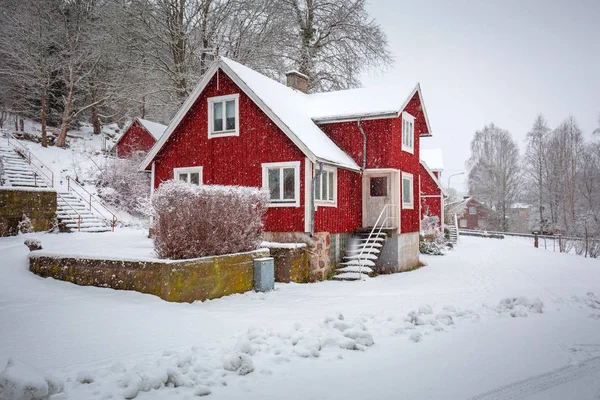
[[139, 62, 220, 171], [420, 159, 448, 196]]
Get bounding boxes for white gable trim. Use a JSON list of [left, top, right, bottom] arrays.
[[140, 60, 360, 172], [113, 117, 155, 151], [420, 159, 448, 197]]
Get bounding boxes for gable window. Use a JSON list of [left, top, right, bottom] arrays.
[[314, 166, 337, 206], [469, 206, 476, 215], [262, 161, 300, 207], [459, 219, 468, 228], [174, 166, 203, 185], [208, 94, 239, 138], [402, 112, 415, 154], [402, 172, 414, 209]]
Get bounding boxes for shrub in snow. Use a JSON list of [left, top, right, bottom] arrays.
[[420, 215, 446, 255], [0, 358, 63, 400], [151, 180, 269, 259], [96, 152, 150, 216], [17, 214, 33, 234], [24, 239, 42, 251]]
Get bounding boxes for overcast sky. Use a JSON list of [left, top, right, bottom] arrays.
[[363, 0, 600, 192]]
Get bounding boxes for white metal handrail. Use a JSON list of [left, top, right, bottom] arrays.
[[356, 204, 398, 280], [67, 176, 117, 231], [454, 213, 460, 243], [5, 132, 54, 187]]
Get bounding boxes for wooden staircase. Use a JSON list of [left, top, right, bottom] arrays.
[[0, 137, 113, 233]]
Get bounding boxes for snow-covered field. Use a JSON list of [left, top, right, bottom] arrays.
[[1, 233, 600, 399]]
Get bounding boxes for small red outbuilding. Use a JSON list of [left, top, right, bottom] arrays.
[[114, 118, 167, 158]]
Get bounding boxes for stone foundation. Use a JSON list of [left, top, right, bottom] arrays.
[[29, 249, 269, 303], [260, 243, 309, 283], [377, 231, 421, 273], [262, 232, 333, 281], [0, 187, 56, 236]]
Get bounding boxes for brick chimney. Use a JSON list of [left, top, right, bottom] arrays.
[[286, 70, 309, 93]]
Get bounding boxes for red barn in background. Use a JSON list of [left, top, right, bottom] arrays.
[[114, 118, 167, 158], [140, 57, 440, 280]]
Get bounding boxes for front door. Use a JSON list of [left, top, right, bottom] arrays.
[[365, 173, 392, 227]]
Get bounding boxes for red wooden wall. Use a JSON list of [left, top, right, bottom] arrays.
[[420, 164, 443, 223], [314, 168, 362, 234], [116, 120, 157, 158], [152, 70, 306, 232]]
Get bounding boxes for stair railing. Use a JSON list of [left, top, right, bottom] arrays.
[[356, 203, 398, 280], [454, 213, 460, 243], [66, 176, 117, 231], [5, 132, 54, 187], [55, 191, 82, 232]]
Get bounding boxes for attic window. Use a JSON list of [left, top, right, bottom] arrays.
[[208, 94, 239, 138], [402, 112, 415, 154]]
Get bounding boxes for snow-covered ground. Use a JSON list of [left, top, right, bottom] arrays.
[[1, 233, 600, 399]]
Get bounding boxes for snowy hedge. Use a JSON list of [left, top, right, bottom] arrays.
[[151, 180, 269, 259]]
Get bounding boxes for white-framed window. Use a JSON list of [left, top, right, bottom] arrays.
[[402, 112, 415, 154], [459, 219, 468, 228], [469, 206, 476, 215], [402, 172, 414, 209], [314, 166, 337, 206], [262, 161, 300, 207], [208, 94, 239, 138], [174, 166, 203, 185]]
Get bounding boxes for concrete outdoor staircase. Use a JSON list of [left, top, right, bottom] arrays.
[[332, 230, 387, 281], [447, 223, 458, 244], [0, 142, 111, 233]]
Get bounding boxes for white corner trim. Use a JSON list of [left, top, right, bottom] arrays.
[[207, 93, 240, 139], [150, 161, 155, 194], [304, 158, 311, 232], [402, 171, 414, 210], [419, 159, 448, 197], [261, 161, 301, 207]]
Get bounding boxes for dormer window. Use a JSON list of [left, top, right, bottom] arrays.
[[208, 94, 239, 138], [402, 112, 415, 154]]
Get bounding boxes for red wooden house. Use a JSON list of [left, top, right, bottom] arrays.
[[140, 57, 436, 279], [419, 148, 446, 228], [114, 118, 167, 158]]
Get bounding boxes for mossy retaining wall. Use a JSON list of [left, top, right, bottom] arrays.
[[0, 187, 56, 236], [262, 245, 309, 283], [29, 249, 269, 303]]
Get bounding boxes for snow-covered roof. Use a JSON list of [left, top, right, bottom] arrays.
[[420, 149, 444, 171], [419, 159, 448, 196], [511, 203, 532, 209], [138, 118, 167, 141], [141, 56, 432, 171]]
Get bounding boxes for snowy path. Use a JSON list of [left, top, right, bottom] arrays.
[[1, 231, 600, 399]]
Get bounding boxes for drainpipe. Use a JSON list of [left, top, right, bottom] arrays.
[[309, 161, 324, 236], [357, 118, 367, 171]]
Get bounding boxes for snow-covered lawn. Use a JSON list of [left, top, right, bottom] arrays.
[[1, 232, 600, 399]]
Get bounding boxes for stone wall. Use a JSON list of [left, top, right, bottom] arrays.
[[0, 188, 56, 236], [261, 244, 309, 283], [262, 232, 332, 281], [29, 249, 269, 303]]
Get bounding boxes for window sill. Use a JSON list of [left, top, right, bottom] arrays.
[[401, 145, 414, 154], [209, 130, 239, 138], [267, 201, 300, 208], [315, 200, 337, 208], [402, 203, 414, 210]]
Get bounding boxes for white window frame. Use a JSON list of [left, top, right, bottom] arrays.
[[402, 112, 415, 154], [208, 94, 240, 138], [174, 166, 203, 185], [402, 172, 414, 209], [262, 161, 301, 207], [459, 219, 468, 228], [314, 166, 337, 207], [469, 206, 476, 215]]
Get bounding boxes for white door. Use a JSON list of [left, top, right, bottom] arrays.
[[365, 173, 392, 227]]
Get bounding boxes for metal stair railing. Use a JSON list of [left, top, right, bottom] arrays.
[[56, 192, 83, 232], [355, 203, 398, 280], [454, 213, 460, 243], [66, 176, 117, 231], [5, 132, 54, 187]]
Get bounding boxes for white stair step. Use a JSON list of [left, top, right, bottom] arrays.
[[348, 242, 383, 249], [332, 272, 370, 281], [336, 266, 374, 274], [343, 253, 378, 260], [357, 237, 385, 242], [340, 259, 376, 267]]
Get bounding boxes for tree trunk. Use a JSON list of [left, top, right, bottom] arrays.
[[19, 117, 24, 132], [41, 86, 48, 147], [56, 81, 74, 148], [140, 95, 145, 119], [91, 104, 101, 135]]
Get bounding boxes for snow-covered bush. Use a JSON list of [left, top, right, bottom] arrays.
[[96, 152, 150, 215], [17, 214, 33, 234], [420, 214, 446, 255], [151, 180, 269, 259]]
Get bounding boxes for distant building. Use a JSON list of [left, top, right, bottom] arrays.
[[457, 198, 498, 230], [113, 118, 167, 158]]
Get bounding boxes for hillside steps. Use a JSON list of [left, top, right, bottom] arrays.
[[0, 142, 111, 233], [332, 230, 388, 281]]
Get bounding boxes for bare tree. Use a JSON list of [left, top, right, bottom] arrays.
[[467, 124, 522, 232], [279, 0, 393, 91], [523, 114, 551, 232]]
